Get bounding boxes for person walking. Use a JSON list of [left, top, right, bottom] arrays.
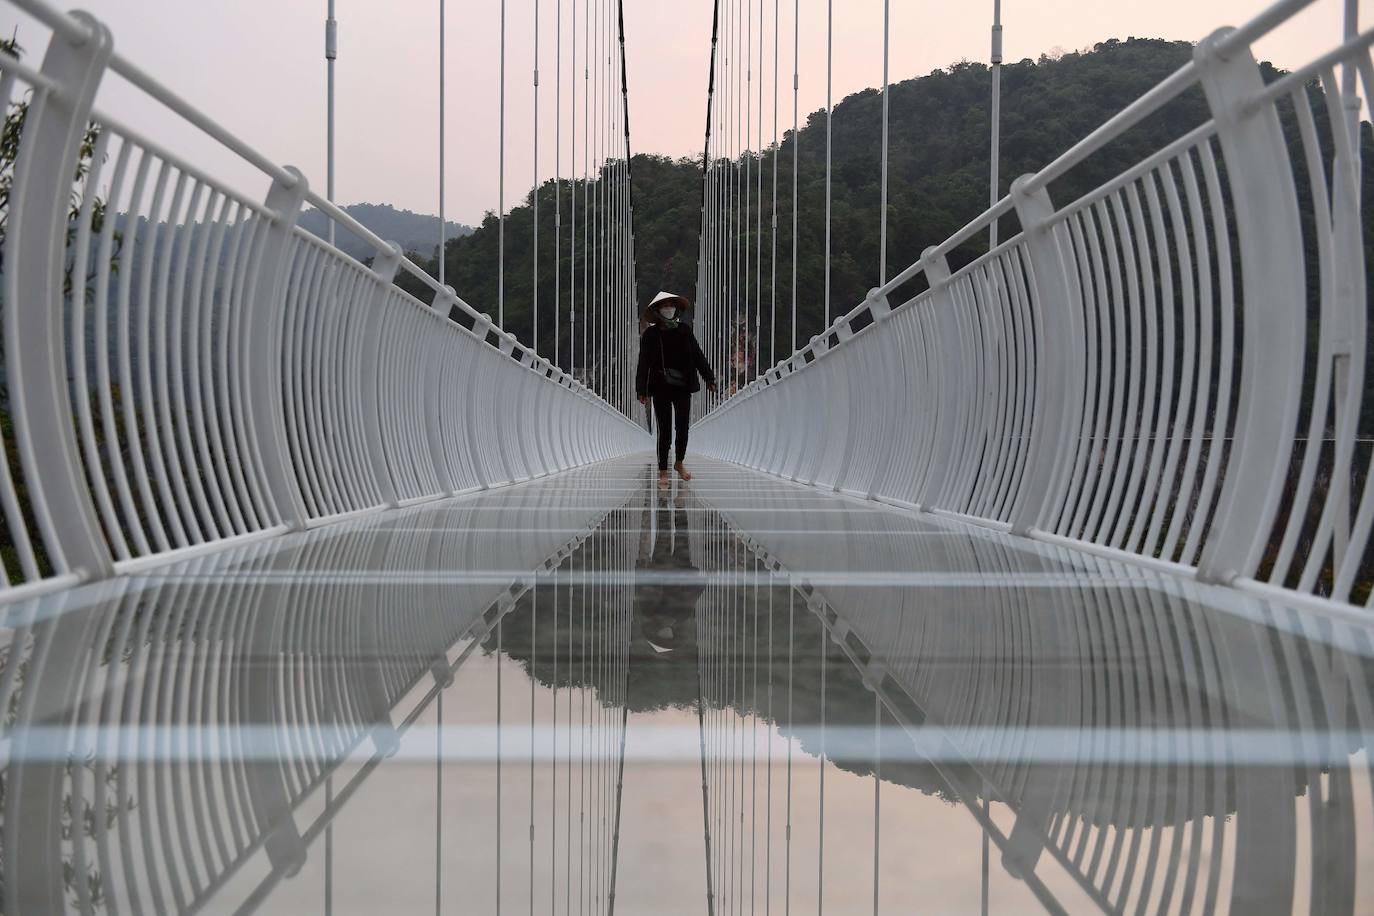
[[635, 291, 717, 486]]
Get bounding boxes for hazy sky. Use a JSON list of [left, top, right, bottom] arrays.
[[0, 0, 1363, 226]]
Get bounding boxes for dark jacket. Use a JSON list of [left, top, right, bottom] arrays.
[[635, 323, 716, 397]]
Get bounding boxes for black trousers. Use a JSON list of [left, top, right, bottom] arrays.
[[651, 389, 692, 471]]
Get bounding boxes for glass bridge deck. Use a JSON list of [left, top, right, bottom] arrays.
[[3, 457, 1372, 914]]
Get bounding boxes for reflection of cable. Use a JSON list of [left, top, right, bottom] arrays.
[[529, 590, 537, 914], [818, 596, 826, 909], [552, 559, 560, 913], [765, 575, 774, 913], [785, 588, 793, 913], [497, 618, 503, 914], [696, 537, 717, 916], [872, 694, 880, 914], [436, 692, 443, 916], [566, 546, 574, 915], [751, 549, 760, 911], [579, 539, 588, 915]]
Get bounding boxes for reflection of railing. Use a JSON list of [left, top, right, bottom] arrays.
[[0, 0, 645, 603], [698, 478, 1374, 915], [0, 470, 633, 913], [695, 0, 1374, 611]]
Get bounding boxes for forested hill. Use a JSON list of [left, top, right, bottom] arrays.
[[302, 202, 471, 264], [403, 37, 1373, 366]]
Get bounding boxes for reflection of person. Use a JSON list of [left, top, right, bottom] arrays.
[[635, 291, 717, 487], [633, 487, 703, 659]]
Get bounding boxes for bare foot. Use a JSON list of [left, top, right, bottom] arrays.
[[673, 461, 693, 482], [658, 470, 671, 488]]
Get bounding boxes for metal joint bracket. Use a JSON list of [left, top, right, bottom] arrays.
[[431, 659, 456, 689], [829, 617, 850, 644], [472, 312, 494, 343], [865, 287, 892, 321], [371, 241, 403, 284], [431, 285, 458, 316], [920, 247, 953, 289]]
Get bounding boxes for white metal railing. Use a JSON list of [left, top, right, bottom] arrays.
[[0, 0, 647, 602], [694, 0, 1374, 611]]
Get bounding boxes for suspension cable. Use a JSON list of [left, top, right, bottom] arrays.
[[500, 0, 507, 328], [533, 0, 541, 351], [824, 0, 833, 329], [755, 0, 764, 380], [617, 0, 636, 417], [789, 0, 799, 354], [583, 0, 590, 380], [439, 0, 446, 290], [555, 0, 563, 368], [880, 0, 890, 284], [698, 0, 723, 412], [770, 0, 778, 367], [570, 0, 578, 377]]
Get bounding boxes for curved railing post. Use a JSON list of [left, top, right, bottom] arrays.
[[1193, 29, 1305, 584], [913, 250, 961, 509], [6, 12, 114, 579], [362, 242, 403, 507], [250, 168, 311, 529], [426, 286, 459, 495], [1007, 177, 1081, 536]]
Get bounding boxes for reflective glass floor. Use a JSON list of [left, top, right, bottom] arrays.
[[4, 456, 1374, 914]]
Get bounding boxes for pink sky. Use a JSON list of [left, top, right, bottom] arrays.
[[0, 0, 1362, 226]]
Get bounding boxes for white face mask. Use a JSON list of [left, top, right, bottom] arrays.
[[657, 306, 678, 321]]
